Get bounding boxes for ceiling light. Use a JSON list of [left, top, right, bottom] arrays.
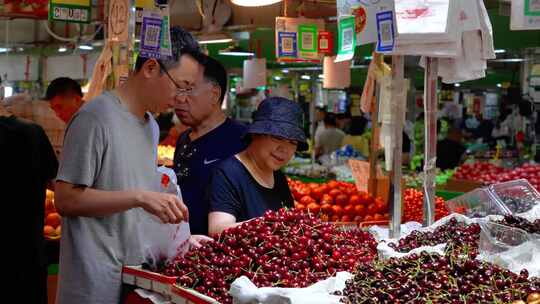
[[231, 0, 282, 7], [92, 41, 104, 47], [454, 83, 461, 87], [497, 83, 502, 88], [17, 47, 24, 52], [78, 45, 93, 50], [301, 75, 311, 80], [282, 69, 289, 73], [0, 47, 10, 53], [58, 47, 67, 52], [230, 88, 236, 92], [219, 45, 254, 57], [318, 74, 324, 79], [3, 86, 13, 98], [274, 76, 282, 81], [199, 38, 233, 45], [495, 49, 506, 54], [491, 58, 526, 63], [364, 56, 373, 60]]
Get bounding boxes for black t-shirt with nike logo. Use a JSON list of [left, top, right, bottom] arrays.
[[173, 118, 247, 235]]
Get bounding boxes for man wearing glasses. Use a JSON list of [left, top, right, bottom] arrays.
[[54, 27, 198, 304], [173, 54, 247, 236]]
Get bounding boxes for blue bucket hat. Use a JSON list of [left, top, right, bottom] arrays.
[[246, 97, 308, 151]]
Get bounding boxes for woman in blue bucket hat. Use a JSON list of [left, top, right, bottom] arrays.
[[206, 97, 308, 235]]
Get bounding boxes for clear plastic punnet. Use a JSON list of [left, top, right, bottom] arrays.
[[489, 179, 540, 216], [479, 221, 531, 253], [446, 188, 511, 218]]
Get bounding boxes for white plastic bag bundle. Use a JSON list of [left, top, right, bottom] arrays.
[[138, 166, 191, 271], [229, 272, 352, 304]]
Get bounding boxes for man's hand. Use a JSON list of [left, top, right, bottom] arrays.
[[189, 235, 213, 249], [136, 191, 189, 224]]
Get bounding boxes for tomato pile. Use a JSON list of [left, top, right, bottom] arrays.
[[453, 162, 540, 191], [161, 208, 377, 303], [288, 179, 389, 223], [402, 188, 449, 223]]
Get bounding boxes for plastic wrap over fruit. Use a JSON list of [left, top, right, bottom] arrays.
[[477, 237, 540, 278], [229, 272, 352, 304], [377, 241, 446, 259]]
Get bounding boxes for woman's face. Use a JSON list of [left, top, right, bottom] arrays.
[[251, 134, 298, 171]]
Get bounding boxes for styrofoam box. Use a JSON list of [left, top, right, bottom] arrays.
[[122, 266, 177, 296]]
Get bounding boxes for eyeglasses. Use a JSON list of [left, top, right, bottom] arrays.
[[174, 136, 197, 181], [267, 135, 298, 148], [156, 60, 194, 98]]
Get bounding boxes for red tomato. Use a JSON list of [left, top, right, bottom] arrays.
[[295, 203, 306, 211], [300, 196, 315, 205], [343, 204, 355, 216], [329, 189, 341, 199], [341, 215, 352, 222], [349, 195, 361, 205], [321, 194, 334, 205], [331, 205, 343, 216], [321, 204, 332, 214], [327, 181, 339, 189], [335, 194, 349, 206], [307, 203, 321, 214], [354, 205, 365, 216], [312, 187, 324, 200]]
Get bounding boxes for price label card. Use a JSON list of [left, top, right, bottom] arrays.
[[159, 5, 172, 58], [49, 0, 91, 23], [298, 24, 318, 59], [140, 11, 163, 59], [525, 0, 540, 16], [278, 32, 298, 58], [348, 159, 369, 192], [336, 15, 356, 63], [376, 11, 395, 53], [318, 31, 333, 54]]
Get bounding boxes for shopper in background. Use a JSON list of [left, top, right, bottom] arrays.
[[436, 126, 466, 170], [342, 116, 370, 157], [336, 111, 352, 134], [1, 103, 58, 304], [207, 97, 305, 236], [54, 27, 196, 304], [315, 113, 346, 157], [6, 77, 83, 156], [314, 106, 326, 141], [173, 54, 246, 236]]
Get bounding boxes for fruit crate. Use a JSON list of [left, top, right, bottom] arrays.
[[170, 284, 220, 304], [489, 179, 540, 215], [122, 266, 177, 296], [446, 188, 511, 218]]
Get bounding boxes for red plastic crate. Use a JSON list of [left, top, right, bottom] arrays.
[[170, 284, 220, 304], [122, 266, 177, 296]]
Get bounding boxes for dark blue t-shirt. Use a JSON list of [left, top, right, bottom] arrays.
[[207, 157, 294, 222], [173, 119, 247, 235]]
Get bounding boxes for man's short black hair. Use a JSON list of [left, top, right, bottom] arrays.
[[324, 113, 337, 126], [134, 26, 200, 72], [199, 54, 228, 105], [45, 77, 82, 100]]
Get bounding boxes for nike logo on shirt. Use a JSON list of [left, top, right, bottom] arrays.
[[204, 158, 219, 165]]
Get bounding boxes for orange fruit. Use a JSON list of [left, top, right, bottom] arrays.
[[45, 212, 61, 228], [44, 225, 55, 236], [55, 225, 61, 236]]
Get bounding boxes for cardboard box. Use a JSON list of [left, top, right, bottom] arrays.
[[444, 178, 484, 193]]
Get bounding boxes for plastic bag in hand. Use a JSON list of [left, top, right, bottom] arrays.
[[138, 166, 191, 271]]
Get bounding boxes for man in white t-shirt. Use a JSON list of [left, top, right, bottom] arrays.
[[315, 113, 346, 157]]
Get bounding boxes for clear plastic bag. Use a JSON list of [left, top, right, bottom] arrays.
[[139, 166, 191, 271], [477, 221, 540, 277]]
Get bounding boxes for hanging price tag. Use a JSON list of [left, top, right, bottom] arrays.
[[140, 10, 163, 59], [318, 31, 333, 55], [278, 32, 298, 58], [298, 24, 318, 59], [159, 5, 172, 58], [335, 15, 356, 63], [375, 11, 395, 53]]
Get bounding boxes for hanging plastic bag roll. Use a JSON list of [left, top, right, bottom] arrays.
[[323, 56, 351, 89]]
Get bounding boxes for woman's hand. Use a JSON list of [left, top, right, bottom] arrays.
[[189, 235, 213, 249]]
